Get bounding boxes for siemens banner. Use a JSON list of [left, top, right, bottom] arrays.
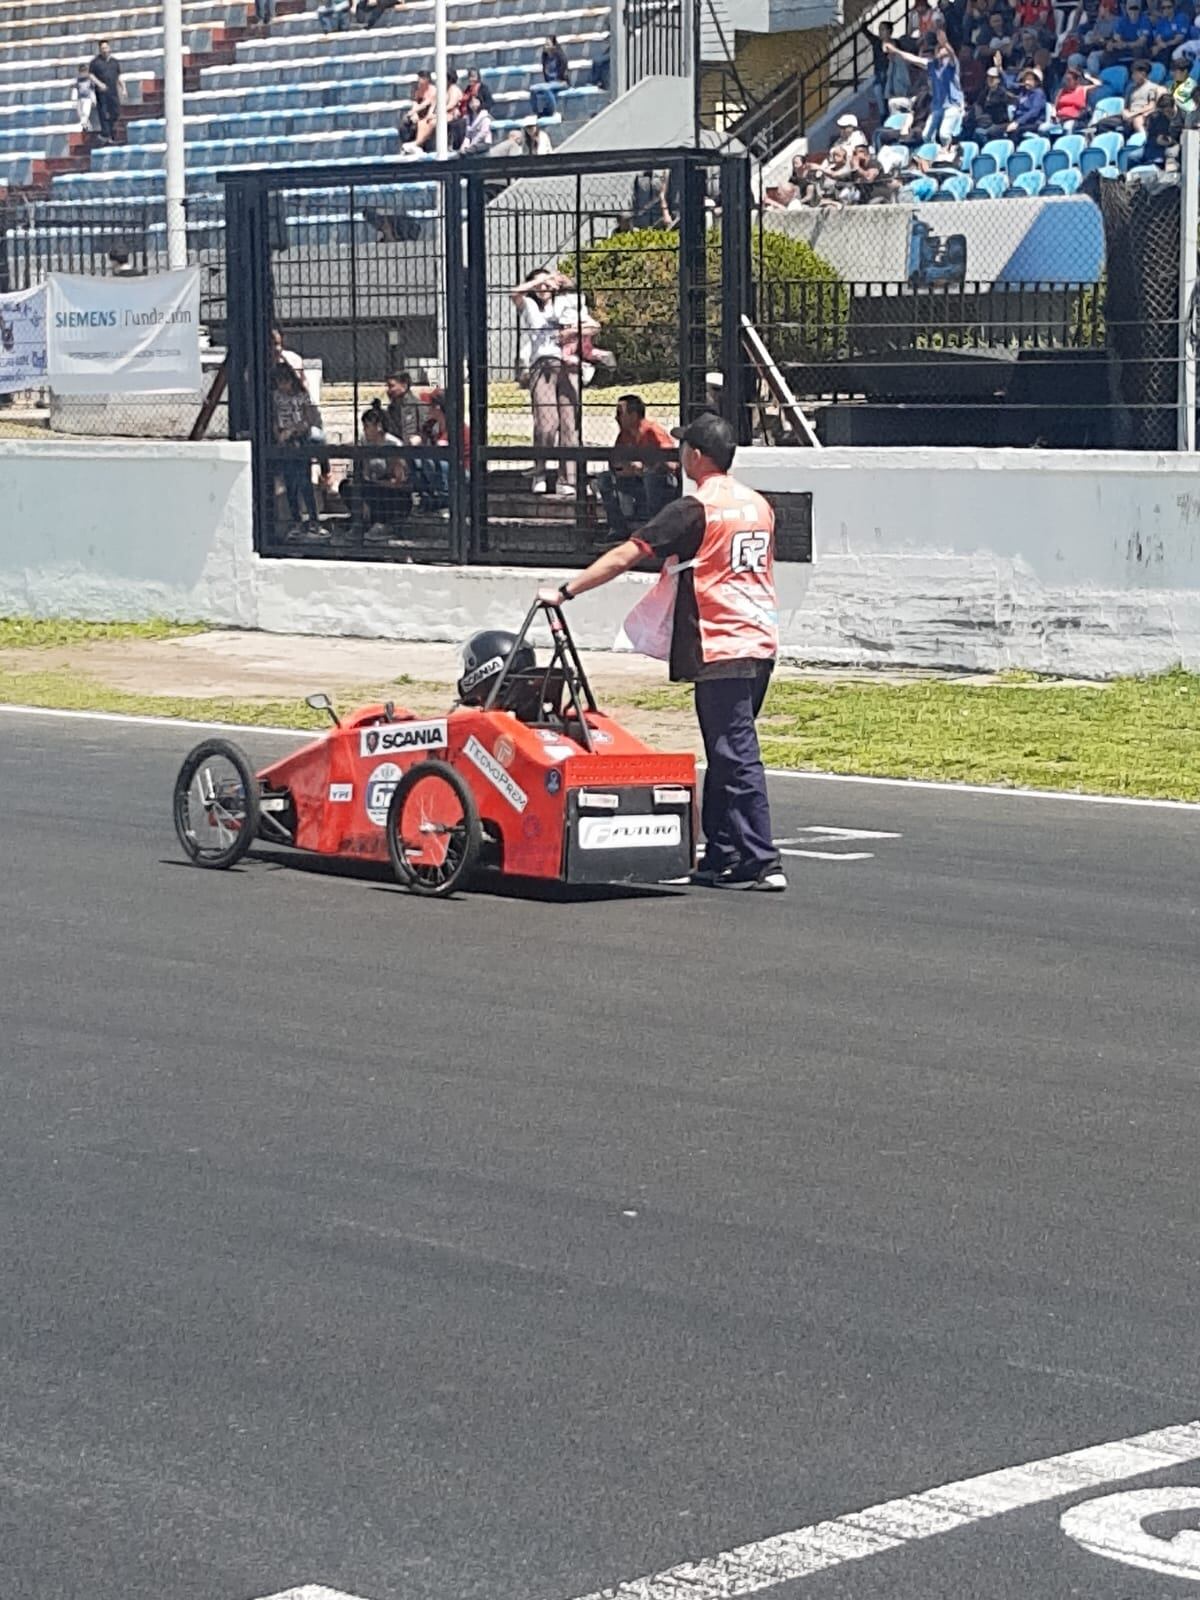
[[47, 267, 201, 394], [0, 285, 47, 395]]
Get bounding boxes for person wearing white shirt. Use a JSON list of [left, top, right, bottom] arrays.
[[510, 271, 578, 495]]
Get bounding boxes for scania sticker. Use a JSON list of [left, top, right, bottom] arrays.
[[328, 782, 353, 803], [494, 733, 515, 768], [360, 720, 447, 758], [460, 655, 503, 694], [365, 762, 402, 827], [464, 735, 527, 812], [545, 769, 562, 795], [579, 815, 681, 850]]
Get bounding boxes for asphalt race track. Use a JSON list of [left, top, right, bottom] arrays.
[[3, 709, 1200, 1600]]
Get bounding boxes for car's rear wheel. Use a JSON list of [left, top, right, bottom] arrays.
[[173, 738, 261, 869], [387, 759, 481, 896]]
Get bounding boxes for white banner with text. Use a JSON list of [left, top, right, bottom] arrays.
[[47, 267, 201, 394], [0, 285, 48, 395]]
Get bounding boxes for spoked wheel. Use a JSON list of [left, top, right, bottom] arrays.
[[173, 738, 261, 869], [386, 759, 481, 897]]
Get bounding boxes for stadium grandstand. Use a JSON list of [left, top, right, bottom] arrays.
[[0, 0, 610, 239]]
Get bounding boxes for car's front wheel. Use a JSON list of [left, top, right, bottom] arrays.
[[386, 760, 481, 896]]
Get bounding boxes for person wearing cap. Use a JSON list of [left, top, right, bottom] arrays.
[[833, 111, 869, 150], [884, 31, 966, 143], [973, 60, 1014, 132], [536, 413, 786, 893], [1006, 64, 1048, 128], [519, 114, 554, 155]]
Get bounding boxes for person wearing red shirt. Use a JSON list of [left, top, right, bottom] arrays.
[[1054, 63, 1101, 122], [594, 393, 679, 537]]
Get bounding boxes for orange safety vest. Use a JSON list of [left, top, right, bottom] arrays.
[[691, 474, 778, 663]]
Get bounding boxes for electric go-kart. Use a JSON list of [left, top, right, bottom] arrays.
[[172, 600, 697, 895]]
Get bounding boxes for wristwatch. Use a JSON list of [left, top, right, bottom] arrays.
[[557, 581, 574, 602]]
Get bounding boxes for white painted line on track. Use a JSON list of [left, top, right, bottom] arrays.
[[0, 703, 305, 736], [560, 1417, 1200, 1600], [2, 702, 1198, 812]]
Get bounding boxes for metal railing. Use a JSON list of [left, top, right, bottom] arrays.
[[624, 0, 686, 85]]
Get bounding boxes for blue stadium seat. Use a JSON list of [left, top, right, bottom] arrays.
[[1018, 135, 1050, 169], [1092, 95, 1124, 119], [1124, 162, 1162, 180], [958, 139, 979, 170], [939, 173, 971, 200], [1007, 171, 1045, 196], [906, 175, 938, 201], [970, 172, 1007, 198], [1091, 129, 1125, 165], [915, 142, 941, 163], [1099, 64, 1129, 94], [1046, 168, 1082, 193], [1149, 61, 1167, 83]]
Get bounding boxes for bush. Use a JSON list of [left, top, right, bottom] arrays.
[[562, 227, 846, 384]]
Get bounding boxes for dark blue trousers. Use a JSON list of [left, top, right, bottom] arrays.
[[694, 662, 778, 875]]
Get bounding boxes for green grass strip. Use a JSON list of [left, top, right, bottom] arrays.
[[633, 670, 1200, 801], [0, 618, 207, 649]]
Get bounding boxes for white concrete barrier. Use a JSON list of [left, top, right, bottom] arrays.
[[2, 439, 1200, 677]]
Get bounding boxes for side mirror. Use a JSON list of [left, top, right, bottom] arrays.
[[305, 691, 341, 727]]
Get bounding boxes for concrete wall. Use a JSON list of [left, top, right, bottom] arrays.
[[3, 439, 1200, 677]]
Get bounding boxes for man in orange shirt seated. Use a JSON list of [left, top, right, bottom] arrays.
[[594, 393, 679, 538]]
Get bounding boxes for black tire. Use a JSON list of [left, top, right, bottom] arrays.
[[386, 759, 481, 896], [173, 738, 261, 869]]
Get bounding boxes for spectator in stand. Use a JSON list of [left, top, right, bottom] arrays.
[[1115, 0, 1151, 56], [972, 62, 1014, 132], [356, 0, 401, 27], [1055, 62, 1102, 123], [460, 95, 494, 153], [271, 364, 320, 536], [963, 0, 993, 45], [464, 67, 494, 112], [1015, 0, 1054, 31], [1145, 85, 1183, 154], [917, 0, 946, 41], [443, 68, 467, 146], [518, 114, 553, 154], [594, 395, 678, 538], [317, 0, 352, 30], [71, 61, 97, 133], [107, 244, 140, 275], [542, 34, 570, 85], [855, 151, 902, 202], [384, 371, 424, 444], [88, 41, 123, 144], [833, 111, 868, 150], [1150, 0, 1188, 59], [399, 71, 437, 148], [344, 405, 411, 537], [882, 33, 914, 108], [1123, 56, 1158, 125], [884, 32, 965, 143], [861, 18, 897, 114], [1171, 53, 1197, 110], [511, 269, 577, 497], [1006, 64, 1048, 128], [254, 0, 275, 35]]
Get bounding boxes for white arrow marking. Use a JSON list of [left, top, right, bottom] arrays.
[[555, 1418, 1200, 1600], [1061, 1487, 1200, 1580]]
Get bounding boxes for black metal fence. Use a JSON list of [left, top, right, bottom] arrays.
[[624, 0, 686, 88], [225, 149, 752, 566]]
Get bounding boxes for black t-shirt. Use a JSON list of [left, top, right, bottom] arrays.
[[90, 54, 121, 92], [633, 495, 765, 684]]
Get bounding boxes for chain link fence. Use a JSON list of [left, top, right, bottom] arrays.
[[752, 174, 1182, 447], [0, 193, 225, 441]]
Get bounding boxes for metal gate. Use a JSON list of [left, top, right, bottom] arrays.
[[223, 148, 751, 565]]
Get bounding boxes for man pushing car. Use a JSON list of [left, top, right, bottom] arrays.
[[536, 413, 785, 892]]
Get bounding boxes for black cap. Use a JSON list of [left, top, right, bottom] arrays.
[[670, 411, 736, 471]]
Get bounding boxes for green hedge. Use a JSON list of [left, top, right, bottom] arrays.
[[562, 227, 847, 384]]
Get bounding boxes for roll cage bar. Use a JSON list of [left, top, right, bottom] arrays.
[[480, 599, 598, 753]]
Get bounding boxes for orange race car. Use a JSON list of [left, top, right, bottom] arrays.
[[172, 601, 698, 896]]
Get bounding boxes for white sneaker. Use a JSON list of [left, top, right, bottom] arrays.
[[531, 477, 548, 495], [556, 481, 576, 498], [749, 869, 788, 893]]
